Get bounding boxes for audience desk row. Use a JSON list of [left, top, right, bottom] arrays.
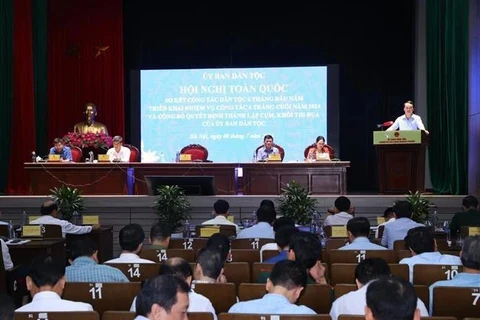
[[24, 161, 350, 195]]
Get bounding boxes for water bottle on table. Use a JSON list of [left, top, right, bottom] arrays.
[[72, 211, 81, 225], [8, 220, 16, 240], [183, 220, 190, 238], [21, 211, 28, 227]]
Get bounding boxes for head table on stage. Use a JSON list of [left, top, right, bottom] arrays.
[[24, 161, 350, 196]]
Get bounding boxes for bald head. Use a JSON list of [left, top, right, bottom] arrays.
[[160, 257, 193, 281], [40, 200, 58, 216]]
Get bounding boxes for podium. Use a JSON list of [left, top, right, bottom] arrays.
[[373, 130, 429, 194]]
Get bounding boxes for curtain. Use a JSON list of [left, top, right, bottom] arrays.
[[0, 0, 13, 194], [47, 0, 125, 144], [32, 0, 48, 154], [426, 0, 469, 194], [6, 0, 36, 194]]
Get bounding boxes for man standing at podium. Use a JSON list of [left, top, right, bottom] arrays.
[[387, 101, 429, 134]]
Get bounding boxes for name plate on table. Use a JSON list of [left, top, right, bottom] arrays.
[[82, 215, 99, 225], [377, 217, 386, 225], [268, 153, 282, 161], [227, 216, 234, 223], [373, 131, 422, 145], [331, 225, 347, 237], [28, 216, 41, 223], [179, 154, 192, 162], [98, 154, 109, 162], [467, 227, 480, 236], [200, 226, 220, 237], [22, 225, 42, 237]]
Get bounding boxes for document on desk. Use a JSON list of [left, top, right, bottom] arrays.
[[6, 239, 31, 245]]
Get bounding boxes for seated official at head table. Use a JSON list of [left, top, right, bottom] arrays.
[[386, 100, 429, 135], [306, 135, 332, 160], [106, 135, 131, 162], [49, 138, 72, 162], [256, 134, 279, 161]]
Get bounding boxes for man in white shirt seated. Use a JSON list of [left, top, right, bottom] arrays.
[[365, 276, 422, 320], [134, 275, 189, 320], [375, 207, 395, 238], [229, 260, 316, 315], [104, 223, 154, 264], [106, 135, 131, 162], [381, 201, 424, 249], [329, 258, 428, 320], [338, 217, 387, 251], [236, 205, 276, 239], [324, 196, 354, 226], [1, 238, 13, 271], [16, 254, 93, 312], [130, 257, 217, 320], [30, 200, 97, 237], [202, 199, 240, 236], [429, 235, 480, 313], [400, 226, 461, 282]]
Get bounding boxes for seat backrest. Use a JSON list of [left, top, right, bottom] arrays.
[[297, 284, 332, 314], [63, 282, 141, 317], [70, 146, 83, 162], [139, 248, 195, 263], [195, 225, 236, 238], [261, 250, 279, 262], [330, 263, 406, 285], [21, 224, 62, 238], [231, 238, 275, 250], [433, 287, 480, 318], [377, 225, 385, 238], [180, 144, 209, 161], [388, 263, 409, 282], [413, 264, 463, 286], [223, 262, 250, 288], [255, 144, 285, 161], [228, 249, 261, 265], [105, 263, 161, 282], [169, 238, 208, 250], [123, 144, 139, 162], [414, 285, 430, 311], [251, 262, 275, 283], [0, 225, 7, 238], [393, 240, 408, 251], [101, 311, 135, 320], [220, 314, 331, 320], [325, 238, 349, 251], [334, 284, 357, 299], [191, 282, 237, 314], [238, 283, 266, 301], [188, 312, 215, 320], [396, 249, 412, 261], [15, 312, 99, 320], [329, 250, 396, 264]]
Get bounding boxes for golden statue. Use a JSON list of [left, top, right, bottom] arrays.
[[73, 103, 109, 135]]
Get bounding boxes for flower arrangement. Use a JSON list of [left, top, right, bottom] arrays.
[[63, 132, 113, 150]]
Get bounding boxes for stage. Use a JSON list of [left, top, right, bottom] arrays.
[[0, 194, 465, 255]]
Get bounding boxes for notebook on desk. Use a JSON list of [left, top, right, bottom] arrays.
[[47, 154, 61, 162], [316, 153, 330, 161]]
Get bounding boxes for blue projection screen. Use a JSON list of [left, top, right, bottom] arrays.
[[140, 66, 328, 162]]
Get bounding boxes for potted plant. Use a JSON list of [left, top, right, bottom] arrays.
[[276, 181, 318, 226], [405, 190, 431, 223], [50, 185, 86, 222], [152, 185, 192, 235]]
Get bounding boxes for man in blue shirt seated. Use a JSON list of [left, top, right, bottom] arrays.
[[49, 138, 72, 161], [265, 225, 300, 263], [229, 260, 316, 315], [338, 217, 387, 251], [237, 205, 276, 239], [400, 226, 461, 282], [65, 238, 129, 283], [429, 235, 480, 314], [256, 134, 280, 161], [381, 201, 424, 249]]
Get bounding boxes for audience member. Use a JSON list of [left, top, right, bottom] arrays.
[[149, 222, 171, 250], [130, 257, 217, 320], [429, 235, 480, 313], [324, 196, 354, 226], [260, 216, 295, 260], [30, 200, 97, 237], [264, 225, 300, 263], [381, 201, 424, 249], [229, 260, 315, 315], [104, 224, 154, 264], [16, 255, 93, 312], [400, 226, 461, 282], [193, 247, 226, 284], [1, 238, 13, 271], [365, 276, 421, 320], [338, 217, 387, 250], [206, 233, 231, 262], [450, 195, 480, 238], [237, 205, 276, 239], [66, 238, 129, 282], [107, 135, 131, 162], [375, 207, 395, 238], [329, 258, 428, 320], [49, 138, 72, 162], [134, 275, 189, 320], [202, 200, 240, 235]]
